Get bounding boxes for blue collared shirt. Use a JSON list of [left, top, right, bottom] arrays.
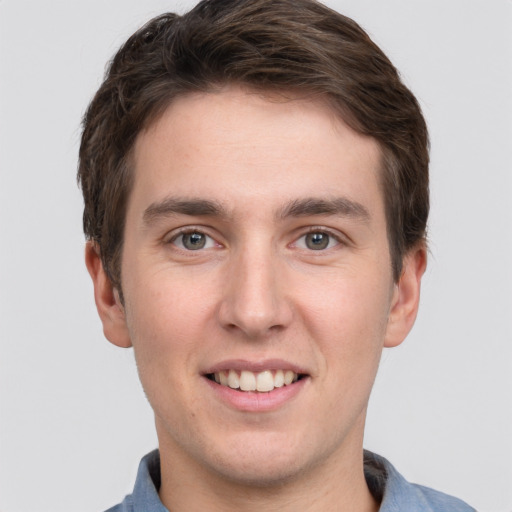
[[105, 450, 476, 511]]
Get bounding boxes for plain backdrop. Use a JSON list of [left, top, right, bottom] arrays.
[[0, 1, 511, 511]]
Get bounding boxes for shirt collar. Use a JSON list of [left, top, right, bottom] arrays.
[[130, 450, 168, 512]]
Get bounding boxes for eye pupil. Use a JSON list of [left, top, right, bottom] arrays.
[[306, 232, 329, 250], [183, 232, 206, 250]]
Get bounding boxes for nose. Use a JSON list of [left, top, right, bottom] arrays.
[[217, 244, 293, 339]]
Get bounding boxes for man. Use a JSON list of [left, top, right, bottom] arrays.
[[79, 0, 475, 510]]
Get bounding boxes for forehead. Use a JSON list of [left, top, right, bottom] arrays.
[[130, 86, 384, 222]]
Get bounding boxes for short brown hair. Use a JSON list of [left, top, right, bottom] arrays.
[[78, 0, 429, 289]]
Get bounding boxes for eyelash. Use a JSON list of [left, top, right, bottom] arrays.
[[165, 226, 346, 252], [167, 227, 219, 251], [292, 227, 344, 251]]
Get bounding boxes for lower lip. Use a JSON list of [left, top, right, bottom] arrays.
[[203, 376, 308, 412]]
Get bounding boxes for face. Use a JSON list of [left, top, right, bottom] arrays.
[[89, 86, 424, 486]]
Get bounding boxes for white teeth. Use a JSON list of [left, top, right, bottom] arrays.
[[274, 369, 284, 388], [213, 369, 300, 392], [240, 370, 257, 391], [228, 369, 240, 389], [256, 370, 274, 392], [219, 371, 229, 386], [284, 370, 295, 385]]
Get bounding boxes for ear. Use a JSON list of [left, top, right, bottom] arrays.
[[384, 245, 427, 348], [85, 241, 132, 348]]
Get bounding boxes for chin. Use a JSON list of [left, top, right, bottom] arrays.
[[212, 456, 310, 488], [200, 433, 328, 488]]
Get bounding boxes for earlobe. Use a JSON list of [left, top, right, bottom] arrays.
[[384, 246, 427, 348], [85, 241, 132, 348]]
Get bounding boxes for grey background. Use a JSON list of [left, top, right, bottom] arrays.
[[0, 1, 510, 511]]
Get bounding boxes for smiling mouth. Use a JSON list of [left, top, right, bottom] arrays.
[[206, 369, 306, 393]]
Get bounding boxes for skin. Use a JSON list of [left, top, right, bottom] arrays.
[[87, 86, 426, 512]]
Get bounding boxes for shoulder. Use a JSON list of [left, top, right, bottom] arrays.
[[103, 494, 135, 512], [102, 450, 167, 512], [103, 499, 133, 512], [364, 451, 476, 512], [410, 483, 477, 512]]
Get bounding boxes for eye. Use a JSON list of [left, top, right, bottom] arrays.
[[295, 231, 340, 251], [171, 231, 216, 251]]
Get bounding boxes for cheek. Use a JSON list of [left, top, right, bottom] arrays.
[[126, 265, 214, 336], [302, 267, 391, 338], [122, 284, 207, 433], [123, 273, 214, 385], [299, 268, 392, 383], [326, 295, 389, 419]]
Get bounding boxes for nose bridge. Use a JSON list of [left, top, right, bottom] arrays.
[[219, 236, 290, 337]]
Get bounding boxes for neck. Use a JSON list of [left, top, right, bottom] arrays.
[[157, 425, 379, 512]]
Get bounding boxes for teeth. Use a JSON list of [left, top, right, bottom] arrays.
[[213, 369, 300, 392], [256, 370, 274, 392], [219, 371, 229, 386], [274, 369, 284, 388], [284, 370, 295, 385], [240, 370, 256, 391], [228, 369, 240, 389]]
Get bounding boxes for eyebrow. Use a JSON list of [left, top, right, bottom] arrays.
[[143, 198, 227, 225], [278, 197, 370, 222], [142, 196, 370, 225]]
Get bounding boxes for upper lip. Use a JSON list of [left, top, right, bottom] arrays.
[[202, 358, 309, 375]]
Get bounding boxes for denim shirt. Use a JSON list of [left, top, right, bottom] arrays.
[[105, 450, 476, 512]]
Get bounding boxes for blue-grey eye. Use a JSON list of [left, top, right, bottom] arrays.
[[183, 232, 206, 250], [305, 232, 330, 250], [173, 231, 216, 250]]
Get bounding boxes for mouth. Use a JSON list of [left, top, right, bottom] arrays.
[[205, 369, 307, 393]]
